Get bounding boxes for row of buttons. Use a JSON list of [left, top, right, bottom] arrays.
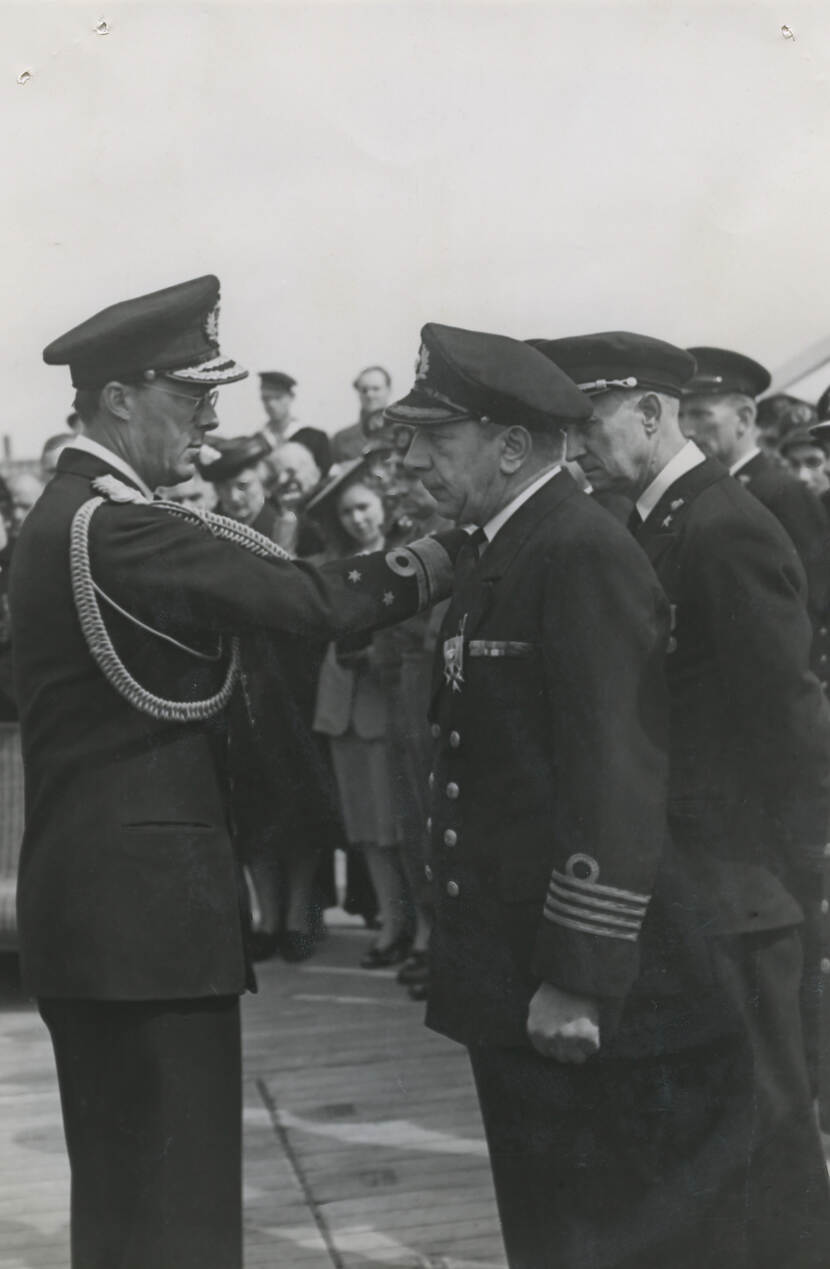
[[430, 723, 462, 748], [423, 863, 460, 898]]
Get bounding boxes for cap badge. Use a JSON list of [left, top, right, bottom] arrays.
[[415, 343, 431, 383], [203, 301, 220, 350]]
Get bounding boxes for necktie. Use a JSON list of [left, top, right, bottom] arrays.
[[454, 528, 488, 589], [627, 506, 643, 537]]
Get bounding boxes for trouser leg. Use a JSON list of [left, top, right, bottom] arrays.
[[40, 995, 242, 1269]]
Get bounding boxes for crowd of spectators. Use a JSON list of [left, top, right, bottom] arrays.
[[7, 368, 830, 1004]]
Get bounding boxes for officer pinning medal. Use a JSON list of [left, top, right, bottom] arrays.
[[9, 281, 830, 1269]]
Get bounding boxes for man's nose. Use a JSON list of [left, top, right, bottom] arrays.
[[564, 427, 585, 462], [403, 431, 428, 471]]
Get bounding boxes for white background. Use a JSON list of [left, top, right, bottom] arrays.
[[3, 0, 830, 457]]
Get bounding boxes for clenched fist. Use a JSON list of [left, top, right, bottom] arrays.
[[526, 982, 600, 1064]]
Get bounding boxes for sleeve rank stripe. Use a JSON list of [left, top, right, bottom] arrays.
[[548, 868, 650, 907], [543, 896, 644, 934], [542, 909, 639, 942], [547, 878, 649, 917]]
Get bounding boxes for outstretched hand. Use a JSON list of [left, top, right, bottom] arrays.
[[526, 982, 600, 1064]]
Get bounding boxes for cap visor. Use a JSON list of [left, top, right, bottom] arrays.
[[167, 354, 248, 386], [384, 388, 473, 427]]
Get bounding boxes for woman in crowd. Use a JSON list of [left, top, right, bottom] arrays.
[[309, 463, 411, 966]]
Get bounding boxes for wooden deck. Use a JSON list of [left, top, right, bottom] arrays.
[[0, 924, 506, 1269]]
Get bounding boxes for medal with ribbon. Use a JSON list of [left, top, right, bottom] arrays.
[[443, 613, 467, 692]]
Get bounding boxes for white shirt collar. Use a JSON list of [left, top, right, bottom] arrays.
[[636, 441, 705, 523], [729, 445, 761, 476], [483, 466, 562, 542], [64, 436, 155, 501]]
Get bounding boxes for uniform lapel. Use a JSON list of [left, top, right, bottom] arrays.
[[634, 457, 728, 569]]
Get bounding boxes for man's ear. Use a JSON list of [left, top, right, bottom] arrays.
[[638, 393, 662, 435], [499, 426, 533, 473], [735, 400, 756, 436], [99, 381, 136, 423]]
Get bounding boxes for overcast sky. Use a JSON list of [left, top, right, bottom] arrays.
[[4, 0, 830, 458]]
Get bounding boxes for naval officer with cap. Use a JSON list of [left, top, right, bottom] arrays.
[[388, 323, 671, 1269], [532, 330, 830, 1268], [11, 276, 464, 1269], [679, 347, 830, 686]]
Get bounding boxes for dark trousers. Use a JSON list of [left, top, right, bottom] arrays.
[[469, 928, 830, 1269], [40, 995, 242, 1269]]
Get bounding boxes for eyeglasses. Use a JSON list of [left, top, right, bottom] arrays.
[[153, 384, 219, 421]]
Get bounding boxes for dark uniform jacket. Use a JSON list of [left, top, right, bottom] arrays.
[[424, 471, 673, 1052], [425, 463, 830, 1061], [633, 457, 830, 921], [11, 447, 461, 1002], [734, 450, 830, 685]]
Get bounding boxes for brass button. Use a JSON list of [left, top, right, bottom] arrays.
[[822, 899, 829, 915], [449, 731, 461, 749], [446, 782, 460, 799], [426, 817, 432, 833], [424, 864, 434, 882], [822, 958, 830, 975], [428, 772, 435, 789], [446, 880, 460, 898], [443, 829, 458, 847], [431, 723, 441, 739]]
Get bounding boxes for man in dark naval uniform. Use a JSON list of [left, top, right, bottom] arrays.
[[388, 323, 673, 1269], [678, 346, 830, 676], [533, 330, 830, 1269], [11, 275, 463, 1269]]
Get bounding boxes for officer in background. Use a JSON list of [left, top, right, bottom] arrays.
[[11, 276, 463, 1269], [678, 346, 830, 678], [389, 323, 671, 1269], [534, 330, 830, 1268]]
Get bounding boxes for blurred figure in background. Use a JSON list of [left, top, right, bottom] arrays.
[[372, 459, 450, 999], [40, 433, 76, 481], [331, 366, 396, 462], [756, 392, 817, 457], [6, 472, 44, 538], [310, 463, 411, 965], [780, 428, 830, 500], [268, 439, 325, 557], [157, 470, 218, 511], [258, 371, 298, 446], [201, 434, 344, 962]]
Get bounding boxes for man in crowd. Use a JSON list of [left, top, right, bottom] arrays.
[[781, 427, 830, 500], [678, 345, 830, 696], [391, 323, 674, 1269], [532, 330, 830, 1267], [331, 364, 396, 461], [258, 369, 297, 444], [11, 275, 463, 1269]]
